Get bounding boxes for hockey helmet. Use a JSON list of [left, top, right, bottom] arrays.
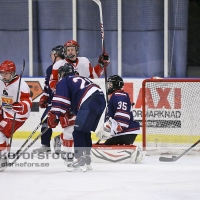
[[0, 60, 16, 83], [63, 40, 79, 58], [58, 63, 75, 80], [50, 45, 65, 59], [107, 75, 124, 95]]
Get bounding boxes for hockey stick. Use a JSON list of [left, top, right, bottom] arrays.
[[93, 0, 109, 103], [14, 116, 47, 157], [159, 139, 200, 162], [9, 126, 49, 166], [8, 59, 25, 156]]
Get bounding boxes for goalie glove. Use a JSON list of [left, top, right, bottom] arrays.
[[98, 53, 110, 68], [104, 117, 122, 135], [96, 117, 122, 140]]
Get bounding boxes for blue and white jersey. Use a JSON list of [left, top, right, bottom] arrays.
[[105, 90, 140, 136], [51, 75, 103, 117]]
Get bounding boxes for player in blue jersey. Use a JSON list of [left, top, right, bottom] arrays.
[[100, 75, 141, 145], [32, 45, 65, 154], [95, 75, 143, 163], [47, 63, 106, 172]]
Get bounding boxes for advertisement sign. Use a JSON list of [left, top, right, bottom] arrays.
[[15, 78, 144, 141]]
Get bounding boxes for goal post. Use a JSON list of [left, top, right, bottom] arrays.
[[142, 78, 200, 155]]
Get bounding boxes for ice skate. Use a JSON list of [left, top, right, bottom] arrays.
[[64, 152, 74, 165], [0, 156, 8, 172], [66, 156, 87, 172], [53, 135, 62, 154], [32, 145, 51, 154], [86, 155, 92, 170]]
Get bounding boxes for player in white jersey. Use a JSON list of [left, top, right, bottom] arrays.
[[49, 40, 109, 90], [0, 60, 32, 171], [49, 40, 109, 166]]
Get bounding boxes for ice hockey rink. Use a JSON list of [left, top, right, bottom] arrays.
[[1, 139, 200, 200]]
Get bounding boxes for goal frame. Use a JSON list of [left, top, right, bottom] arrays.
[[142, 78, 200, 151]]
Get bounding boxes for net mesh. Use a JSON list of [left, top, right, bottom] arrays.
[[0, 0, 188, 31], [122, 0, 188, 31], [0, 0, 28, 31], [169, 0, 188, 30], [34, 0, 72, 30], [143, 79, 200, 155]]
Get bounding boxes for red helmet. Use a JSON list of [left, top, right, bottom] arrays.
[[64, 40, 79, 59], [0, 60, 16, 73], [64, 40, 79, 48]]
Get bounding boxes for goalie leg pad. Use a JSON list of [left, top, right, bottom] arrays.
[[135, 146, 144, 163], [91, 144, 144, 163], [131, 146, 144, 164]]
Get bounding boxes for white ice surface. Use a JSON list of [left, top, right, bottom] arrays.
[[1, 139, 200, 200]]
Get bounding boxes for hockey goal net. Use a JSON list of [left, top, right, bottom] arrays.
[[142, 78, 200, 155]]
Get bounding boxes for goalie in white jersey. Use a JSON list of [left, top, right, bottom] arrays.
[[0, 60, 32, 171]]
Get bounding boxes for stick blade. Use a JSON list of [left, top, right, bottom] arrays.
[[159, 156, 177, 162]]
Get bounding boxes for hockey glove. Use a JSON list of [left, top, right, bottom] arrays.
[[98, 53, 110, 68], [39, 95, 49, 108], [47, 112, 59, 128], [60, 111, 76, 128], [60, 112, 69, 128], [12, 102, 24, 113]]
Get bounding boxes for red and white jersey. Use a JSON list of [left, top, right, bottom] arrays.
[[49, 59, 67, 90], [0, 77, 32, 121], [66, 57, 103, 79], [49, 57, 104, 91]]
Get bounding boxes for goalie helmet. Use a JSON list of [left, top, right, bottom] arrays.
[[50, 45, 65, 59], [107, 75, 124, 95], [58, 63, 75, 80], [64, 40, 79, 58], [0, 60, 16, 83]]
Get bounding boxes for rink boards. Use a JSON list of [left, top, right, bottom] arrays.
[[14, 77, 144, 142], [13, 77, 200, 145]]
